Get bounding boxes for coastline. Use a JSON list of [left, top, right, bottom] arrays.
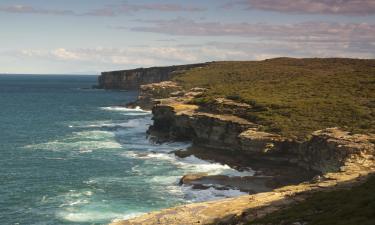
[[99, 61, 375, 225]]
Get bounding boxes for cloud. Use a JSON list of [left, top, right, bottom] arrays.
[[85, 2, 205, 16], [125, 18, 375, 59], [11, 37, 375, 73], [0, 2, 205, 17], [13, 47, 201, 66], [118, 2, 205, 12], [130, 18, 375, 43], [0, 4, 76, 15], [232, 0, 375, 15]]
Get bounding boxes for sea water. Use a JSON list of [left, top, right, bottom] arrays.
[[0, 75, 250, 225]]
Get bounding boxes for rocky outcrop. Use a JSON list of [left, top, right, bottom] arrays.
[[110, 168, 375, 225], [299, 128, 375, 173], [179, 173, 276, 193], [107, 78, 375, 225], [98, 63, 208, 90], [127, 81, 183, 109], [149, 102, 259, 147], [199, 97, 254, 119], [147, 88, 375, 174]]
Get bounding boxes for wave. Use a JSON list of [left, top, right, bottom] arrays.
[[123, 151, 253, 177], [121, 149, 253, 205], [68, 117, 151, 130], [101, 106, 144, 112], [182, 186, 246, 203], [100, 106, 151, 115], [178, 155, 254, 177], [59, 211, 137, 223], [23, 130, 122, 153], [55, 189, 146, 223]]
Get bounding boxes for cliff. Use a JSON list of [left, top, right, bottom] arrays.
[[145, 83, 375, 174], [102, 59, 375, 225], [110, 81, 375, 225], [97, 63, 208, 90]]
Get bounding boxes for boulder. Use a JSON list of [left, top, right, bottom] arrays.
[[179, 173, 209, 185]]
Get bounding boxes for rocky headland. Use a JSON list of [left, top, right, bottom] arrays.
[[98, 63, 208, 90], [100, 59, 375, 225]]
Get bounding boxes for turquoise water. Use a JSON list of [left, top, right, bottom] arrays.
[[0, 75, 249, 225]]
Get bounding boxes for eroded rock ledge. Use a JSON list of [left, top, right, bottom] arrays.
[[111, 169, 374, 225], [142, 82, 374, 174], [111, 81, 375, 225]]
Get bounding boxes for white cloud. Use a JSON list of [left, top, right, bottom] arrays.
[[238, 0, 375, 15]]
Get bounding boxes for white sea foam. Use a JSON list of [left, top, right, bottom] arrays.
[[149, 175, 181, 185], [100, 106, 151, 115], [23, 130, 122, 152], [60, 211, 132, 222], [182, 186, 246, 203], [178, 155, 255, 177], [68, 117, 151, 130], [68, 130, 116, 141], [123, 151, 254, 177], [101, 106, 145, 112], [121, 149, 252, 203], [24, 140, 122, 152]]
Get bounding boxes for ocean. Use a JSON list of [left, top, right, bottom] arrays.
[[0, 75, 249, 225]]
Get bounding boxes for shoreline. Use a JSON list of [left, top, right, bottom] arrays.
[[109, 83, 374, 225], [99, 61, 375, 225]]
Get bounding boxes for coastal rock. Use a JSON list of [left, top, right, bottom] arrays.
[[110, 168, 374, 225], [149, 100, 258, 148], [150, 95, 375, 174], [180, 173, 276, 193], [179, 173, 209, 185], [129, 81, 183, 109], [105, 80, 375, 225], [200, 97, 253, 119], [299, 127, 375, 173], [239, 129, 287, 153]]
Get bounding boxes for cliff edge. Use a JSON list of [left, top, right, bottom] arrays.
[[97, 63, 208, 90], [103, 58, 375, 225]]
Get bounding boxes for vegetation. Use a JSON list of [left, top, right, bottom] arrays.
[[173, 58, 375, 139], [248, 175, 375, 225]]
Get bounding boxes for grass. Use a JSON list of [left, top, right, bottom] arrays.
[[248, 175, 375, 225], [173, 58, 375, 139]]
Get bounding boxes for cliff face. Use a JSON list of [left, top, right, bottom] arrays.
[[151, 103, 375, 174], [109, 80, 375, 225], [142, 82, 375, 174], [98, 63, 208, 90]]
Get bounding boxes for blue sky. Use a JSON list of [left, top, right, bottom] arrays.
[[0, 0, 374, 74]]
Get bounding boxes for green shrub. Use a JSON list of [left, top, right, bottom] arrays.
[[173, 58, 375, 139]]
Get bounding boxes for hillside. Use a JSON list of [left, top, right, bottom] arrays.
[[173, 58, 375, 139]]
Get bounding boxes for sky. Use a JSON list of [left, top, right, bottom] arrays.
[[0, 0, 374, 74]]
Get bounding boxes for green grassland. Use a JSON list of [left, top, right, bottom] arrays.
[[248, 175, 375, 225], [173, 58, 375, 139]]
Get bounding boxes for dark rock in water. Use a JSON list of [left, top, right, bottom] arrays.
[[172, 149, 193, 158], [179, 173, 209, 185], [179, 173, 276, 194]]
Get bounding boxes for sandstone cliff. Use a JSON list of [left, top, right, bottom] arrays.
[[110, 80, 375, 225], [148, 94, 374, 174], [101, 71, 375, 225], [97, 63, 208, 90]]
